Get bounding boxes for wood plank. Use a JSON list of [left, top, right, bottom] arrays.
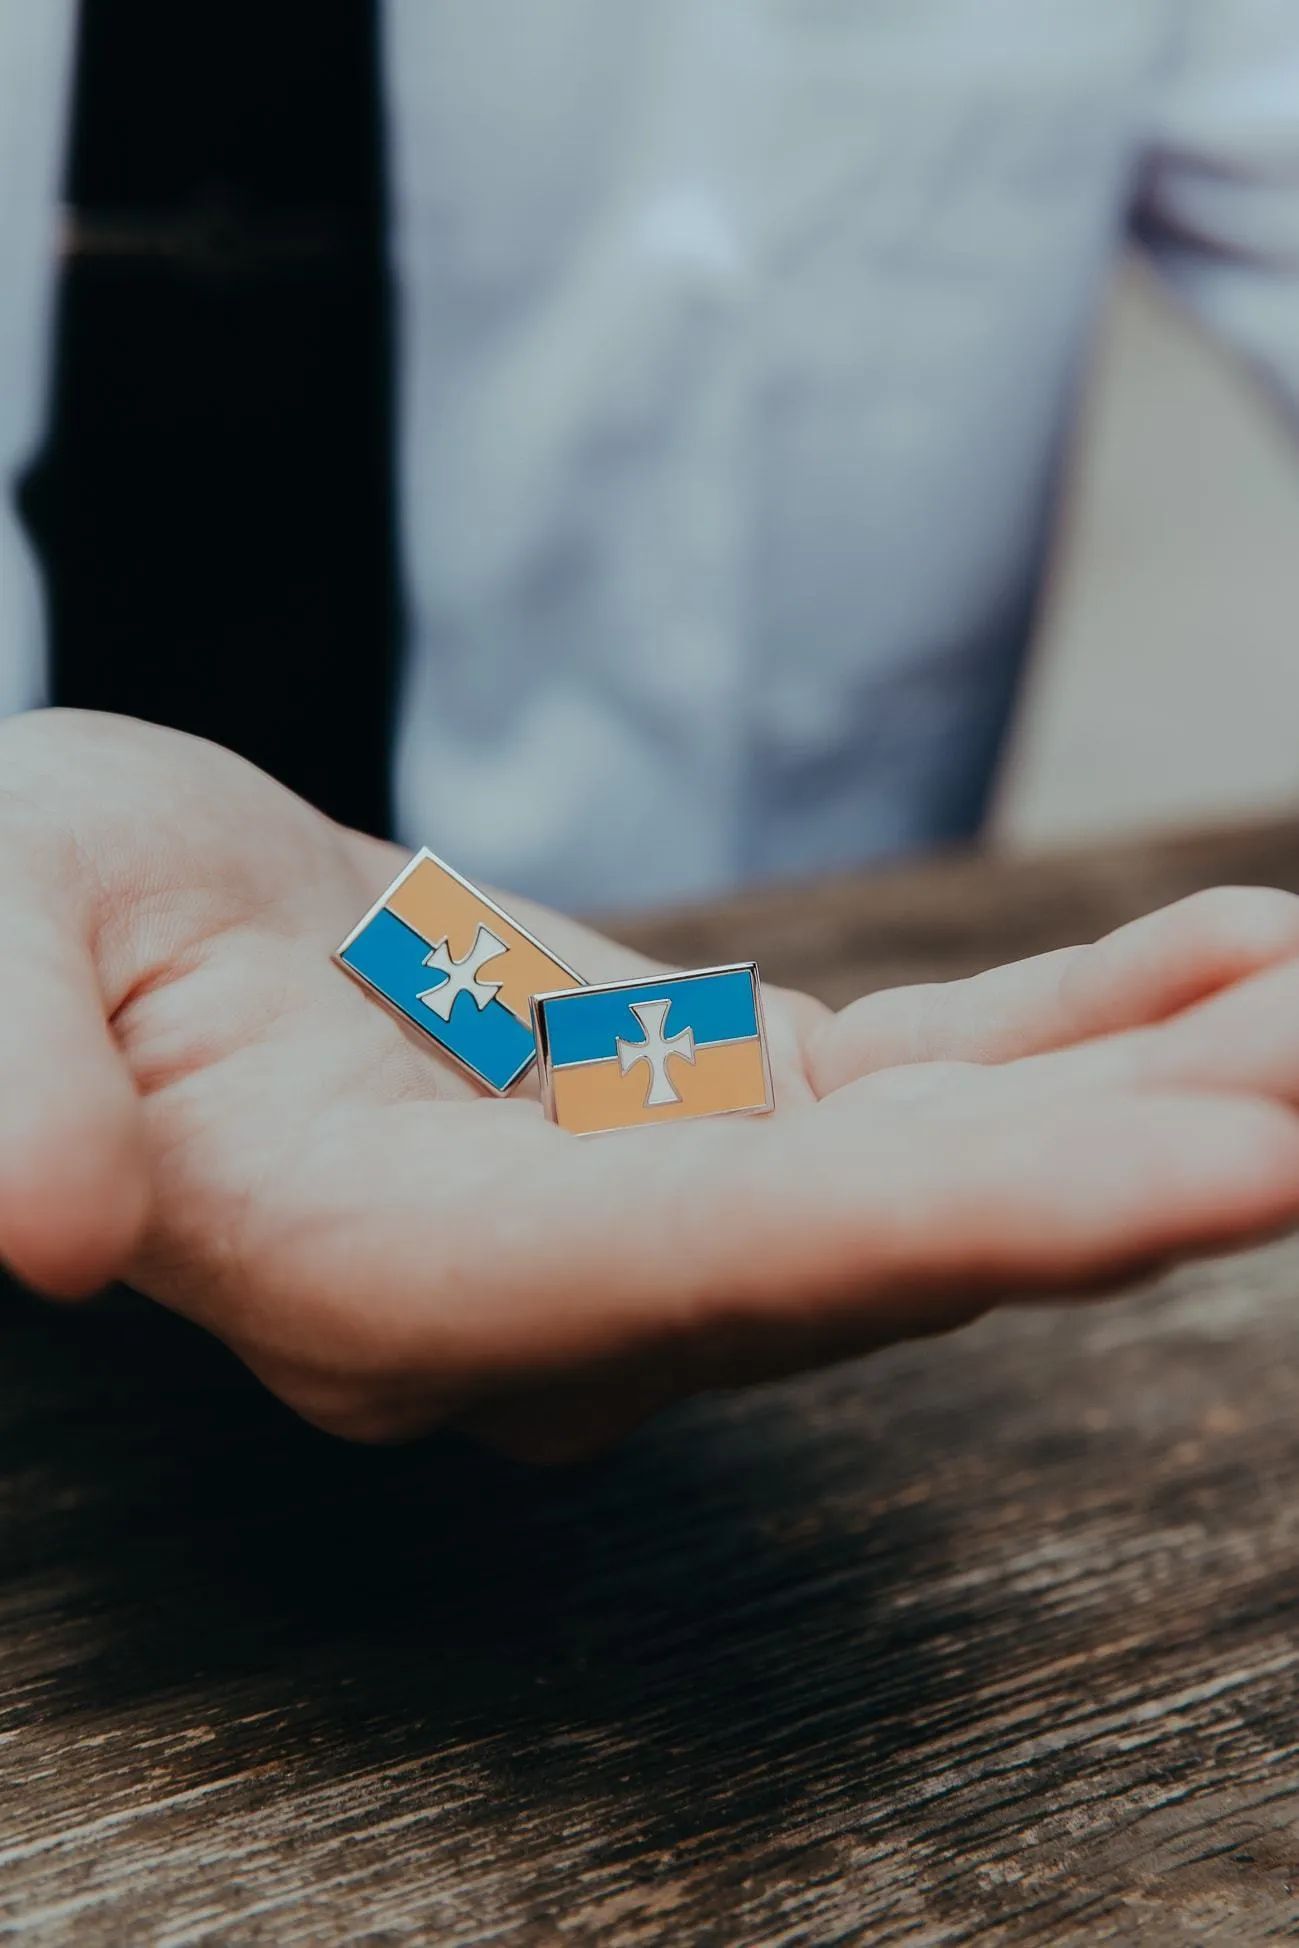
[[7, 818, 1299, 1944]]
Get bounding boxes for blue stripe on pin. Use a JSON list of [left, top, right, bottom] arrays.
[[539, 967, 759, 1070], [340, 906, 537, 1093]]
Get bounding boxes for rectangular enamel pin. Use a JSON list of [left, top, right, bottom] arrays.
[[531, 963, 775, 1136], [336, 849, 583, 1094]]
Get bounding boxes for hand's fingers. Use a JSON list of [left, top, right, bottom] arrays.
[[204, 1079, 1299, 1442], [810, 886, 1299, 1095], [1007, 952, 1299, 1109], [0, 816, 148, 1295], [927, 951, 1299, 1114]]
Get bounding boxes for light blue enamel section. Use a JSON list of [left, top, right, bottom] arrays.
[[342, 907, 536, 1091], [541, 969, 758, 1071]]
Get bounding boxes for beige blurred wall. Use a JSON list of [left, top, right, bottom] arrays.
[[994, 257, 1299, 849]]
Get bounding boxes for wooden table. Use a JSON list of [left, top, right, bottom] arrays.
[[10, 817, 1299, 1945]]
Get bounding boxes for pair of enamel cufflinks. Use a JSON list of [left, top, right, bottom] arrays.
[[336, 850, 775, 1137]]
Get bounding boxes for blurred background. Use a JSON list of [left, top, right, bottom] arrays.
[[999, 255, 1299, 851], [17, 5, 1299, 909]]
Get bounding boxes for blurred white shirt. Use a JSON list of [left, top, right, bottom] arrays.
[[4, 1, 1299, 908]]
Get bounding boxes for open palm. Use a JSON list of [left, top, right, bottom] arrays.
[[7, 709, 1299, 1460]]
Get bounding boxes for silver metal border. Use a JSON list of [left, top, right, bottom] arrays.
[[530, 961, 776, 1136], [334, 847, 585, 1097]]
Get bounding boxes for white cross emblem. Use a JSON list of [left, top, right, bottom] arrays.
[[417, 924, 508, 1022], [617, 998, 697, 1108]]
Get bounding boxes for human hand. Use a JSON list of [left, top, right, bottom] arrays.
[[6, 708, 1299, 1460]]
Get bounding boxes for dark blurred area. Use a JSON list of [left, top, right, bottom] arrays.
[[18, 0, 397, 837]]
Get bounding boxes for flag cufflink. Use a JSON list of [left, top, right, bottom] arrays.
[[531, 964, 775, 1136], [335, 849, 583, 1094]]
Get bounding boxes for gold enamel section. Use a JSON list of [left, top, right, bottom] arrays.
[[549, 1037, 770, 1136], [386, 855, 581, 1025]]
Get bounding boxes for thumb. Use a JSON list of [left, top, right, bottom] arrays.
[[0, 818, 149, 1296]]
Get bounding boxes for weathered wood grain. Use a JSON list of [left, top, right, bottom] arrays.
[[7, 817, 1299, 1945]]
